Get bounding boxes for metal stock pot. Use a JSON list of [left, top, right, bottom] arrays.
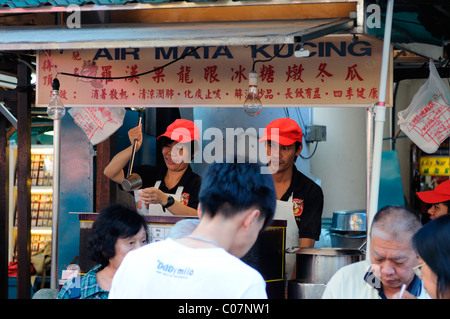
[[289, 247, 365, 284], [331, 210, 366, 232]]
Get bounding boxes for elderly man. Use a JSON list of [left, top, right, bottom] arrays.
[[322, 205, 430, 299]]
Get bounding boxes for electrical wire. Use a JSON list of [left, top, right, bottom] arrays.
[[300, 141, 319, 160], [252, 44, 286, 71]]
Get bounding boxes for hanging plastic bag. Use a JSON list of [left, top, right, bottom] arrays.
[[398, 61, 450, 154], [69, 107, 126, 145]]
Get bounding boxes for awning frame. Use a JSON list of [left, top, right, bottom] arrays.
[[0, 18, 355, 50]]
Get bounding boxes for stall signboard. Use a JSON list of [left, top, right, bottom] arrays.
[[419, 156, 450, 176], [36, 34, 392, 108]]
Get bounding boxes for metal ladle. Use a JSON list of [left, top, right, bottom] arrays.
[[121, 116, 143, 192]]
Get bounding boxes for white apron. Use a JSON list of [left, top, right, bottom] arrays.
[[273, 193, 299, 280], [134, 180, 184, 216]]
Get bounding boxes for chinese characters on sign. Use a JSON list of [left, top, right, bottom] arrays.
[[36, 35, 392, 108]]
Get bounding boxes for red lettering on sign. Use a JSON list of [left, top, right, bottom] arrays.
[[345, 64, 364, 81], [316, 63, 333, 83], [152, 67, 165, 84], [259, 65, 275, 83], [126, 64, 140, 84], [286, 64, 305, 82], [177, 66, 193, 84], [204, 65, 220, 83], [231, 65, 247, 84]]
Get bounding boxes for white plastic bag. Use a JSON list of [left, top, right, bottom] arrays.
[[398, 61, 450, 154], [69, 107, 126, 145]]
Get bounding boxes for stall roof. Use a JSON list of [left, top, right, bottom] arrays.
[[0, 18, 355, 50], [365, 0, 450, 61]]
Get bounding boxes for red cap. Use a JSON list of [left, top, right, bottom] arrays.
[[157, 119, 200, 143], [416, 179, 450, 204], [259, 118, 303, 145]]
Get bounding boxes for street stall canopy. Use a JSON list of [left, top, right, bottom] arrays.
[[365, 0, 450, 61]]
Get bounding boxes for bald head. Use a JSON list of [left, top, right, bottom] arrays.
[[370, 206, 422, 244]]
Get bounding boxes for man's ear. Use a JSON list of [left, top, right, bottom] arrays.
[[243, 209, 261, 231], [296, 143, 302, 156]]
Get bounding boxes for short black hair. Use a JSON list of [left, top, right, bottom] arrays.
[[198, 159, 276, 229], [412, 215, 450, 299], [88, 203, 149, 267]]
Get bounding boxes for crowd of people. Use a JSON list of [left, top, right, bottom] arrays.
[[57, 117, 449, 300]]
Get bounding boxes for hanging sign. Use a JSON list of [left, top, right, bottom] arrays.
[[36, 34, 392, 108], [419, 156, 450, 176]]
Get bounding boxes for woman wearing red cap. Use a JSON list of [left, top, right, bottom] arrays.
[[104, 119, 201, 216], [416, 179, 450, 220], [259, 118, 324, 278]]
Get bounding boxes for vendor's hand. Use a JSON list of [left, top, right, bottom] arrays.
[[128, 125, 143, 151], [139, 187, 169, 206]]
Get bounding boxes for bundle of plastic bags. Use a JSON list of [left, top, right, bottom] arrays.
[[398, 61, 450, 154], [69, 107, 126, 145]]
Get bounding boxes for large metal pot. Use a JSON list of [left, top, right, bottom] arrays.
[[288, 281, 326, 299], [331, 210, 366, 232], [330, 232, 366, 249], [290, 247, 365, 284]]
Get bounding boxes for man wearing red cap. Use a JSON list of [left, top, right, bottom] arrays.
[[104, 119, 201, 216], [259, 118, 324, 278], [416, 179, 450, 220]]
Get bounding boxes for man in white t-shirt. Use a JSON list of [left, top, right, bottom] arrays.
[[109, 159, 276, 299], [322, 205, 430, 299]]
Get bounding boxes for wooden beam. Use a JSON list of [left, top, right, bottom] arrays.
[[95, 137, 116, 212], [0, 114, 8, 298], [109, 2, 356, 23], [15, 61, 31, 299]]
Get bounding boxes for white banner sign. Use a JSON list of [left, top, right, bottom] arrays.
[[36, 34, 392, 108]]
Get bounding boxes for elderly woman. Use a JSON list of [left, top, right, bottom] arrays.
[[104, 119, 201, 216], [412, 215, 450, 299], [57, 204, 149, 299]]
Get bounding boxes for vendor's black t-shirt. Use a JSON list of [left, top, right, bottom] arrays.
[[125, 164, 201, 209], [280, 166, 324, 240]]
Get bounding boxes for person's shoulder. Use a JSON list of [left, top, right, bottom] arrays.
[[80, 264, 102, 281], [332, 259, 369, 279], [292, 167, 323, 193], [126, 240, 169, 259]]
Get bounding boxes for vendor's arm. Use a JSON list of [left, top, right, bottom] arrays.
[[139, 187, 198, 216], [104, 125, 143, 184], [299, 238, 315, 248]]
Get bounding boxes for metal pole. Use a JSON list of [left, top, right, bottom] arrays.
[[366, 106, 373, 221], [50, 118, 61, 289], [367, 0, 394, 259]]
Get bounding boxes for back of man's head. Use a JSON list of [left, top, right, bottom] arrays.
[[370, 205, 422, 243], [199, 160, 276, 229]]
